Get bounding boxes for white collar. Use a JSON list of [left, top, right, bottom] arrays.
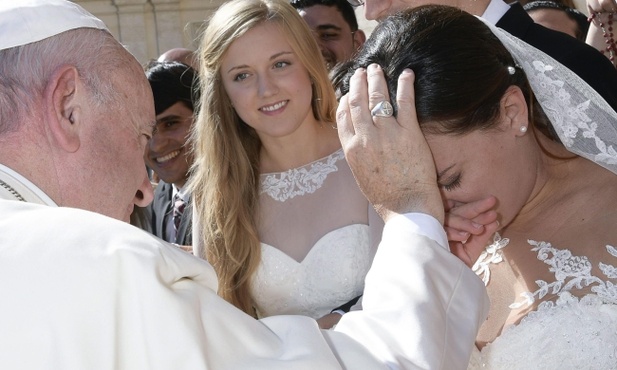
[[481, 0, 511, 25], [0, 163, 57, 205]]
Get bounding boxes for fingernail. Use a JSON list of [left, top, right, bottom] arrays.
[[458, 231, 470, 238], [368, 63, 381, 72], [472, 222, 483, 229]]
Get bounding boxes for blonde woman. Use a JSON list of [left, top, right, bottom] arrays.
[[188, 0, 383, 329]]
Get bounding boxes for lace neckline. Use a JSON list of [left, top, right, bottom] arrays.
[[474, 233, 617, 309], [260, 148, 344, 202]]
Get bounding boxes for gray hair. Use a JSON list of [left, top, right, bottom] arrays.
[[0, 28, 126, 134]]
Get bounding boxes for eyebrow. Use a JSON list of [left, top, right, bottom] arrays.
[[226, 51, 294, 74], [316, 24, 343, 31], [156, 115, 183, 124], [436, 164, 456, 182]]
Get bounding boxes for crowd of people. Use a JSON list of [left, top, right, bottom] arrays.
[[0, 0, 616, 368]]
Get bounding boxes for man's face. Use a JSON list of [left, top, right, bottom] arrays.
[[144, 102, 194, 188], [83, 56, 156, 222], [298, 5, 364, 69]]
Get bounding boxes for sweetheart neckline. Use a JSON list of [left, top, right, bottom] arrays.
[[260, 224, 369, 264]]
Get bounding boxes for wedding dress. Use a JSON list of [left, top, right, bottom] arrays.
[[251, 148, 383, 319], [467, 19, 617, 369], [468, 235, 617, 369]]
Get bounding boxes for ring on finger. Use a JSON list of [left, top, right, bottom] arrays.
[[370, 100, 394, 118]]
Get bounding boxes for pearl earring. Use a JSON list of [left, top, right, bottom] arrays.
[[519, 126, 527, 133]]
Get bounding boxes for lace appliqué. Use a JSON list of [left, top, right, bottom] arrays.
[[510, 242, 617, 309], [260, 149, 345, 202], [473, 233, 509, 285]]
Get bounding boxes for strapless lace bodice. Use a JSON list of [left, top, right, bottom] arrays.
[[252, 148, 382, 319], [468, 235, 617, 369], [469, 294, 617, 369], [251, 224, 370, 319]]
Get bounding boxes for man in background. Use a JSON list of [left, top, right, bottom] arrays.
[[144, 61, 198, 246], [291, 0, 366, 70]]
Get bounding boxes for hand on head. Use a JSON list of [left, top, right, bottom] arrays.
[[337, 63, 444, 223]]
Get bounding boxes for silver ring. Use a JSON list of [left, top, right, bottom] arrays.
[[370, 100, 394, 118]]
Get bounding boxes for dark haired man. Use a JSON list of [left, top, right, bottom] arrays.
[[143, 61, 199, 246], [291, 0, 366, 69]]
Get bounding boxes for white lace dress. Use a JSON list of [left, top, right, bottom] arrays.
[[468, 234, 617, 369], [251, 149, 383, 319]]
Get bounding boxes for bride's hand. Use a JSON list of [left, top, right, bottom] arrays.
[[445, 196, 499, 267]]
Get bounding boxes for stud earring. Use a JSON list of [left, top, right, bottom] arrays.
[[519, 126, 527, 133]]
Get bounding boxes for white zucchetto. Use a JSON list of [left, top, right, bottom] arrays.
[[0, 0, 108, 51]]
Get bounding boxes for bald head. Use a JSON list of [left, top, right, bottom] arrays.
[[157, 48, 199, 70]]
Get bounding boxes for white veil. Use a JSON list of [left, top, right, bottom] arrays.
[[479, 17, 617, 175]]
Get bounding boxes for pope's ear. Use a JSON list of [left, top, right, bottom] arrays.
[[44, 66, 83, 153]]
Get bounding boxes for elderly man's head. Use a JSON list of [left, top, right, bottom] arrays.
[[346, 0, 488, 22], [0, 0, 154, 221]]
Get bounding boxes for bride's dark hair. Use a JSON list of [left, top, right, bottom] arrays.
[[334, 5, 555, 138]]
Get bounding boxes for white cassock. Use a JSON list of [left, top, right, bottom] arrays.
[[0, 163, 488, 369]]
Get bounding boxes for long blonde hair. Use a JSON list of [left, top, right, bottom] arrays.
[[187, 0, 337, 316]]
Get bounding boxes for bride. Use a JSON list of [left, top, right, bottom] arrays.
[[335, 5, 617, 368]]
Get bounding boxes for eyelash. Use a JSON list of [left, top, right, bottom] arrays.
[[233, 60, 291, 81], [234, 73, 249, 82], [441, 174, 462, 192]]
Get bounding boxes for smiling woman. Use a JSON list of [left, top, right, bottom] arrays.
[[187, 0, 384, 328]]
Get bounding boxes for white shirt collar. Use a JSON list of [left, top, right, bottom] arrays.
[[0, 163, 57, 205], [481, 0, 510, 25]]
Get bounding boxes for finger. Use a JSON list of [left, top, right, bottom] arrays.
[[449, 242, 473, 268], [336, 94, 355, 148], [470, 210, 498, 229], [394, 69, 419, 132], [445, 212, 484, 236], [449, 196, 497, 219], [347, 68, 372, 136], [458, 239, 484, 266], [366, 64, 392, 124], [445, 226, 471, 243]]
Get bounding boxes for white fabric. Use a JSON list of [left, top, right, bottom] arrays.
[[468, 237, 617, 369], [0, 169, 488, 369], [481, 18, 617, 174], [0, 164, 56, 205], [253, 224, 370, 318], [252, 149, 383, 319], [481, 0, 510, 25], [0, 0, 108, 51]]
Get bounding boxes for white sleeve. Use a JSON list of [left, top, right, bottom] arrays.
[[325, 214, 489, 369], [0, 203, 487, 370]]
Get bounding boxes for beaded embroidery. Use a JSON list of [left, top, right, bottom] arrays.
[[260, 149, 344, 202]]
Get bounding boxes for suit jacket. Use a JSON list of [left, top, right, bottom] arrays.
[[497, 3, 617, 113], [149, 181, 192, 246]]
